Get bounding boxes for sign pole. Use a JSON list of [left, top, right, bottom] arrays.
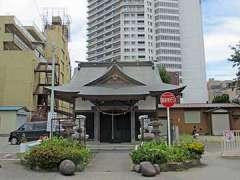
[[160, 92, 176, 146], [50, 43, 56, 139], [167, 107, 171, 146]]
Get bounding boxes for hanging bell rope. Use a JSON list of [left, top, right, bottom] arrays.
[[96, 106, 133, 116]]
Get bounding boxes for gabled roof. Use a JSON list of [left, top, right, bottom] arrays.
[[0, 106, 29, 112], [84, 63, 146, 86], [48, 61, 185, 101]]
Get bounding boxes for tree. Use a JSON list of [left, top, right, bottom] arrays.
[[158, 67, 171, 84], [212, 94, 230, 103], [228, 42, 240, 83]]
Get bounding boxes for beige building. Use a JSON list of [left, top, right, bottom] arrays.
[[0, 15, 71, 120], [208, 78, 238, 103]]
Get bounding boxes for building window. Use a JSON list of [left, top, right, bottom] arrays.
[[137, 13, 144, 17], [124, 56, 130, 60], [184, 111, 201, 124]]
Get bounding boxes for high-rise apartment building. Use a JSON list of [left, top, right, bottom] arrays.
[[87, 0, 155, 62], [87, 0, 208, 103]]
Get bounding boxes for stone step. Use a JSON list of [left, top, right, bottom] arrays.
[[222, 151, 240, 157], [87, 144, 136, 152]]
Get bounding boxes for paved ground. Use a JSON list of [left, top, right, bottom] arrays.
[[0, 138, 240, 180], [0, 137, 19, 154], [0, 137, 19, 160]]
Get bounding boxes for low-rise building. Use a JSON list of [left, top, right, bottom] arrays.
[[158, 103, 240, 136], [0, 106, 29, 135], [0, 14, 72, 122]]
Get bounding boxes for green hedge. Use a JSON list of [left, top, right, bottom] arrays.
[[23, 137, 92, 170], [130, 137, 204, 165], [130, 142, 168, 165]]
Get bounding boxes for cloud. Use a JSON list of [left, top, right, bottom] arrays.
[[206, 60, 237, 80], [204, 18, 240, 63]]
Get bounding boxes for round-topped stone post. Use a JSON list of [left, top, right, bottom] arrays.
[[76, 115, 86, 145], [149, 119, 162, 141], [139, 115, 148, 144]]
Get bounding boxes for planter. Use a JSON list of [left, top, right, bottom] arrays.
[[191, 159, 201, 167], [159, 159, 201, 172], [167, 162, 186, 171], [159, 163, 168, 172], [183, 160, 193, 169]]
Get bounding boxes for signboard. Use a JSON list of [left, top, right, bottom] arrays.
[[160, 92, 176, 146], [224, 130, 235, 142], [160, 92, 176, 108], [47, 112, 57, 132]]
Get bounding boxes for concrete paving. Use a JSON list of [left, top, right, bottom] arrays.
[[0, 137, 19, 160], [0, 137, 19, 154], [0, 140, 240, 180]]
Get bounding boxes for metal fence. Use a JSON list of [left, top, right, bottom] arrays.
[[222, 130, 240, 157]]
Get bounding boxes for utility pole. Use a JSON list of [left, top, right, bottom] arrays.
[[49, 43, 56, 138]]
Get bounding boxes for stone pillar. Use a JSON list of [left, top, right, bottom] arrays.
[[94, 110, 100, 143], [131, 108, 135, 143]]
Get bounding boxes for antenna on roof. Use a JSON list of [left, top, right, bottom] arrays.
[[41, 7, 72, 41]]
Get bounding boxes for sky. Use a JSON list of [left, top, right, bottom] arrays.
[[0, 0, 240, 81]]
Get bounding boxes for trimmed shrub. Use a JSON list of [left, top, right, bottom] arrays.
[[130, 138, 205, 166], [185, 142, 205, 159], [130, 142, 168, 165], [166, 145, 190, 162], [179, 135, 205, 159], [23, 137, 91, 170]]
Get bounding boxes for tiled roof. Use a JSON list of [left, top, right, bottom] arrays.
[[158, 103, 240, 109], [49, 61, 184, 97]]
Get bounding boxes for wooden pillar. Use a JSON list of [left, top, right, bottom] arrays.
[[72, 99, 76, 119], [131, 108, 136, 143], [94, 109, 100, 143]]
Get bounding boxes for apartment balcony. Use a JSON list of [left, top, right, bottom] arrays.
[[88, 42, 121, 57], [88, 38, 120, 51], [88, 2, 122, 22], [3, 16, 34, 48], [88, 34, 120, 49], [88, 52, 121, 62], [88, 9, 121, 29], [88, 19, 120, 37], [88, 0, 108, 13], [88, 16, 120, 34], [25, 25, 46, 43], [88, 32, 121, 50], [3, 33, 30, 50], [88, 25, 120, 41], [88, 45, 120, 59], [88, 0, 121, 16]]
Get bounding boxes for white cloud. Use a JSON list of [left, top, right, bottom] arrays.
[[204, 18, 240, 63], [0, 0, 88, 69]]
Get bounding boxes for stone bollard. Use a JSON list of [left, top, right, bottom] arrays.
[[59, 160, 76, 176], [140, 161, 157, 177]]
